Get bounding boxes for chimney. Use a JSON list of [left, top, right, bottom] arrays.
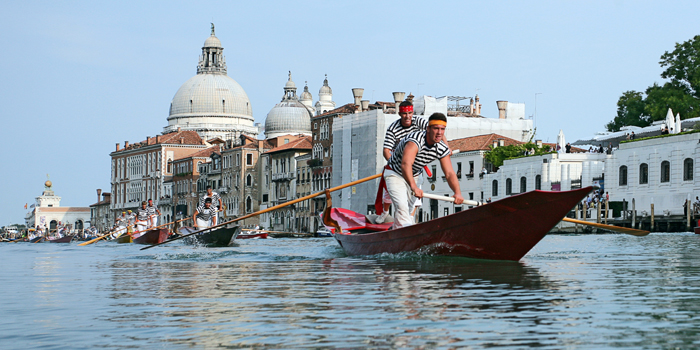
[[125, 141, 129, 148], [97, 189, 102, 202], [392, 92, 406, 113], [475, 95, 481, 115], [496, 101, 508, 119], [155, 135, 160, 143], [498, 139, 505, 147], [116, 143, 120, 151], [180, 137, 184, 144], [352, 88, 364, 112], [536, 140, 542, 147], [177, 127, 181, 132], [361, 100, 369, 111]]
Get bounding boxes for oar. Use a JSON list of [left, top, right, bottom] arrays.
[[79, 217, 188, 246], [141, 172, 384, 250], [420, 192, 650, 237]]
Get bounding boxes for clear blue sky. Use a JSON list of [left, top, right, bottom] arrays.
[[1, 0, 698, 225]]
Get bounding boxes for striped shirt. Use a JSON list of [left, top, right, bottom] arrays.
[[199, 192, 221, 208], [136, 208, 150, 221], [383, 115, 428, 151], [196, 205, 216, 222], [388, 131, 451, 176], [146, 204, 159, 216]]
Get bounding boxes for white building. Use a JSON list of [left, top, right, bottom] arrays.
[[25, 180, 91, 232]]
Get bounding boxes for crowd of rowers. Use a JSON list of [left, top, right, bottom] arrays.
[[110, 188, 223, 239]]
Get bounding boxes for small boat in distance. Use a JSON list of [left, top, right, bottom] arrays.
[[48, 235, 74, 243], [237, 231, 268, 239], [327, 187, 592, 261], [115, 229, 170, 245], [180, 226, 240, 247]]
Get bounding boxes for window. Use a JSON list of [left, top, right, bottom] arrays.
[[262, 194, 268, 203], [684, 158, 693, 181], [535, 175, 541, 190], [444, 208, 449, 216], [246, 174, 252, 187], [520, 177, 527, 193], [661, 161, 670, 183], [246, 197, 252, 213], [492, 180, 498, 197], [456, 162, 462, 178], [619, 165, 628, 186], [506, 178, 512, 195], [639, 163, 648, 184], [246, 154, 253, 166]]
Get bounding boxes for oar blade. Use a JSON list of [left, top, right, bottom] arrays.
[[562, 218, 650, 236]]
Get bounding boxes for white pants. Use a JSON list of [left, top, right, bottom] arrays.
[[196, 218, 211, 229], [135, 221, 148, 236], [384, 169, 420, 229], [149, 216, 158, 228]]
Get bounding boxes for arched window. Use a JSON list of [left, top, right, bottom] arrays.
[[684, 158, 693, 181], [506, 178, 512, 195], [661, 161, 670, 183], [246, 196, 252, 213], [535, 175, 541, 190], [639, 163, 648, 184], [619, 165, 628, 186], [520, 177, 527, 193], [246, 174, 252, 187], [492, 180, 498, 197]]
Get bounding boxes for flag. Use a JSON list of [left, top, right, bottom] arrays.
[[24, 203, 27, 209]]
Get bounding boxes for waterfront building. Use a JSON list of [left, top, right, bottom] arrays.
[[259, 135, 312, 231], [170, 146, 221, 221], [110, 129, 208, 223], [220, 134, 272, 226], [264, 73, 313, 139], [89, 189, 112, 232], [164, 25, 259, 141], [606, 132, 700, 216], [25, 180, 90, 232], [295, 153, 313, 231]]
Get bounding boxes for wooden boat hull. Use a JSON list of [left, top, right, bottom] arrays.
[[115, 235, 133, 244], [331, 187, 592, 261], [132, 229, 169, 245], [237, 232, 268, 239], [29, 237, 43, 243], [694, 226, 700, 235], [181, 226, 240, 247], [48, 235, 74, 243]]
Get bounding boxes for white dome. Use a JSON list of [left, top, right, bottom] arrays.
[[264, 100, 312, 138], [204, 35, 222, 48], [169, 74, 253, 120], [300, 85, 313, 101]]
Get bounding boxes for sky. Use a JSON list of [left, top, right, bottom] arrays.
[[1, 0, 698, 226]]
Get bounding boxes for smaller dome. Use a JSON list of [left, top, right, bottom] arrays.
[[285, 74, 296, 89], [319, 74, 332, 95], [204, 35, 222, 48], [301, 83, 313, 101]]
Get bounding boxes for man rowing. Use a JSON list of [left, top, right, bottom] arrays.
[[134, 201, 150, 237], [384, 112, 463, 229], [376, 99, 429, 224], [146, 199, 161, 228], [200, 186, 223, 221], [193, 198, 217, 229]]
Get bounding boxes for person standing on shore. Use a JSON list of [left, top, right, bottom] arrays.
[[375, 100, 428, 224], [146, 199, 161, 228], [384, 113, 463, 229]]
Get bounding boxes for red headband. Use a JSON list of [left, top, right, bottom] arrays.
[[399, 105, 413, 113]]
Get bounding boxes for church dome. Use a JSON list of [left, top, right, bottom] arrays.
[[319, 74, 332, 95], [203, 35, 222, 48], [169, 74, 253, 120], [264, 72, 312, 138], [300, 83, 313, 101]]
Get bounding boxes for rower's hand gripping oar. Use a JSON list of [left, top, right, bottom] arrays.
[[141, 173, 384, 250], [421, 192, 649, 237]]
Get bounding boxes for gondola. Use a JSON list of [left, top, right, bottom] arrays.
[[48, 235, 74, 243], [327, 187, 592, 261], [237, 231, 268, 239], [29, 236, 43, 243], [114, 229, 169, 245], [179, 226, 240, 247]]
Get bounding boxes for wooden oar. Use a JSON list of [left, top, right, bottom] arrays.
[[78, 226, 129, 246], [141, 172, 383, 250], [420, 192, 650, 237]]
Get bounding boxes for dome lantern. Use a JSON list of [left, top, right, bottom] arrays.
[[264, 72, 312, 139]]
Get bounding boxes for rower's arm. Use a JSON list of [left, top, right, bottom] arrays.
[[192, 211, 199, 227], [440, 155, 464, 204], [400, 142, 421, 197], [382, 148, 391, 161]]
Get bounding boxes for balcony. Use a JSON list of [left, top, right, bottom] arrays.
[[272, 172, 296, 181]]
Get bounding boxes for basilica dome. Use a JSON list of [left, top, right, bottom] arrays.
[[264, 72, 312, 139], [164, 25, 258, 140]]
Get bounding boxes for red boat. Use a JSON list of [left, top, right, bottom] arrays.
[[327, 187, 592, 261], [237, 231, 268, 239], [48, 235, 74, 243], [126, 229, 170, 245]]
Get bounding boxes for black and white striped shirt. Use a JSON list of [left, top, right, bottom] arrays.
[[383, 115, 428, 151], [388, 131, 451, 176], [196, 205, 216, 221], [199, 192, 221, 208], [136, 208, 150, 221], [146, 204, 159, 216]]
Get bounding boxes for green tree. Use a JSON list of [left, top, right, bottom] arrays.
[[607, 35, 700, 131], [483, 142, 552, 168]]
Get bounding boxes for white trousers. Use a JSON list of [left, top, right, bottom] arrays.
[[384, 169, 419, 229], [196, 218, 211, 229], [135, 221, 148, 236], [149, 216, 158, 228]]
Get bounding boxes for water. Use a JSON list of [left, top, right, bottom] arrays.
[[2, 233, 700, 349]]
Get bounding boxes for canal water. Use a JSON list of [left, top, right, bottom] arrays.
[[2, 233, 700, 349]]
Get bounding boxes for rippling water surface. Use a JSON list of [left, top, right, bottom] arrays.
[[2, 233, 700, 349]]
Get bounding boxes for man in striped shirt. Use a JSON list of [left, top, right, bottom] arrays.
[[193, 198, 217, 229], [134, 202, 150, 237], [376, 100, 428, 223], [146, 199, 161, 228], [384, 112, 463, 229], [200, 186, 223, 222]]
